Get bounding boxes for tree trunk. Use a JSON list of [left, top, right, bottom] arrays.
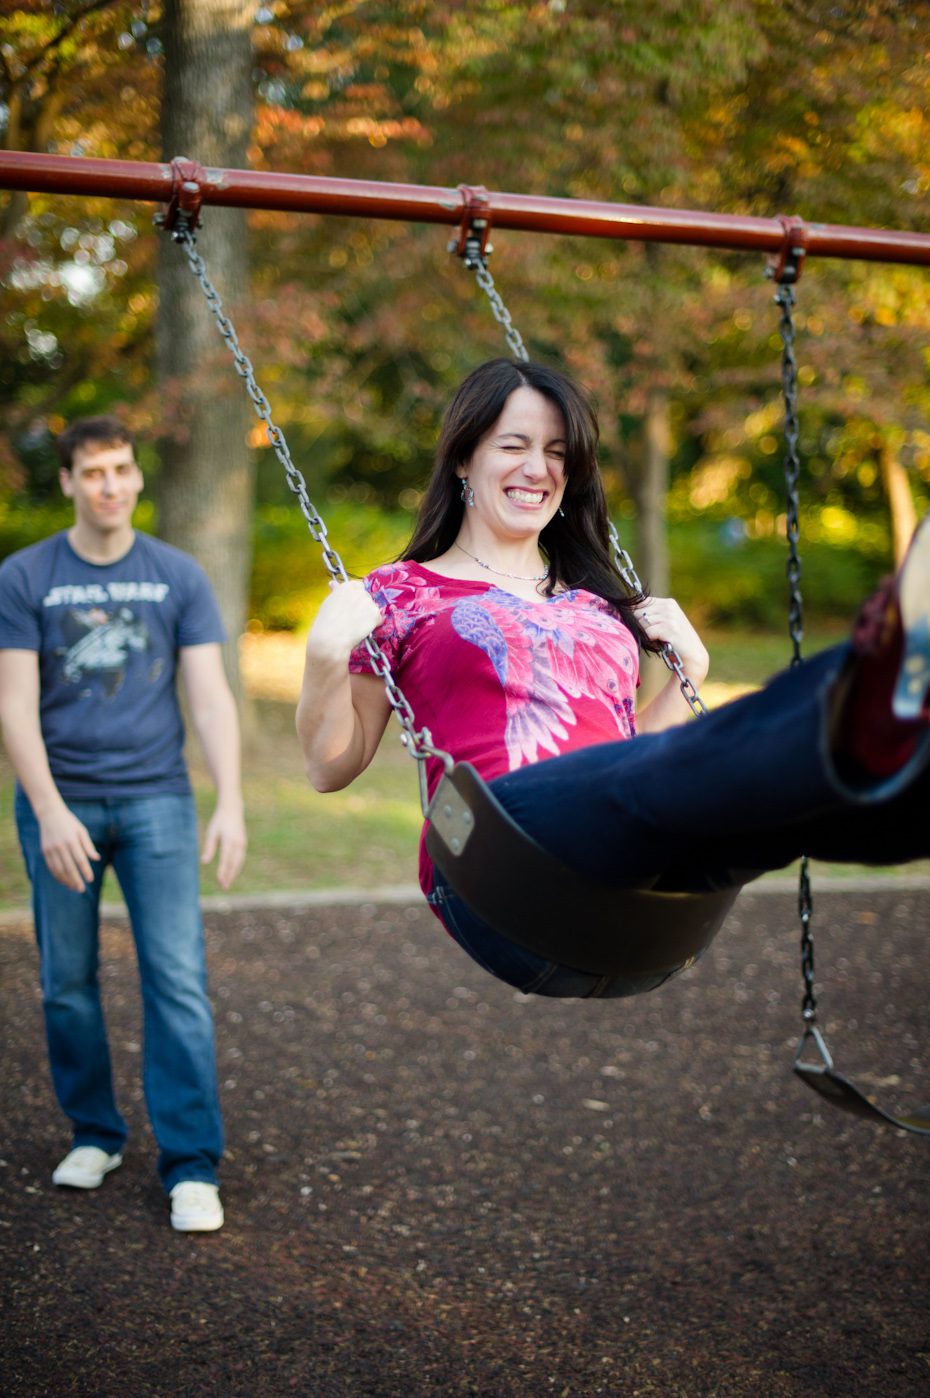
[[157, 0, 254, 701], [638, 385, 671, 598], [631, 385, 672, 706], [879, 438, 917, 566]]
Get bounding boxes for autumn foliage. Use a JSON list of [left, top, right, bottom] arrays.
[[1, 1, 928, 625]]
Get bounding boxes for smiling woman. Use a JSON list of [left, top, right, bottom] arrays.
[[294, 356, 930, 1012], [449, 384, 568, 587]]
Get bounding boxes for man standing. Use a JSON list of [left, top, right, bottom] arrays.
[[0, 416, 246, 1232]]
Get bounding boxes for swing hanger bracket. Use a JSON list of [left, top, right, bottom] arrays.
[[449, 185, 493, 268], [766, 214, 810, 285], [154, 156, 207, 241]]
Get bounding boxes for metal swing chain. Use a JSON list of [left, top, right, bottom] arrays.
[[169, 220, 453, 802], [776, 285, 806, 670], [464, 235, 706, 719], [472, 264, 531, 363], [459, 232, 530, 363], [773, 281, 817, 1029]]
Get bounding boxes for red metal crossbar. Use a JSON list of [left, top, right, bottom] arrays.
[[2, 149, 930, 268]]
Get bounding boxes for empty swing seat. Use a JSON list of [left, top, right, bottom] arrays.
[[794, 1026, 930, 1134], [425, 762, 741, 980]]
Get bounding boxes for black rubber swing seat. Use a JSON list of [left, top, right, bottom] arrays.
[[794, 1027, 930, 1135], [425, 762, 741, 979]]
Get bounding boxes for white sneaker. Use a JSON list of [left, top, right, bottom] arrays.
[[52, 1146, 123, 1189], [170, 1180, 224, 1232]]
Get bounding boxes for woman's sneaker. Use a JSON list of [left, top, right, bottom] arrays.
[[835, 515, 930, 790], [169, 1180, 224, 1232], [894, 514, 930, 720]]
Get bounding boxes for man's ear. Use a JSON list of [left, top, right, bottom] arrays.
[[59, 469, 74, 499]]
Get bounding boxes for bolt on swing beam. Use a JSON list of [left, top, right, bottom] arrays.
[[3, 150, 930, 266]]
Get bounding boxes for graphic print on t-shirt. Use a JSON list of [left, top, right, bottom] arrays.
[[42, 579, 173, 700], [56, 605, 151, 697]]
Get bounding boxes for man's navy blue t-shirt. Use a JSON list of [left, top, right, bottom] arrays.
[[0, 531, 226, 799]]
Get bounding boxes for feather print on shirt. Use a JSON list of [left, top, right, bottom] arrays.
[[364, 570, 445, 654], [451, 587, 637, 769]]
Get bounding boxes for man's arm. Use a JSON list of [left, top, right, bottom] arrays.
[[178, 643, 247, 890], [0, 649, 100, 891]]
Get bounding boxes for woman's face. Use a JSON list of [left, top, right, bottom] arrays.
[[457, 386, 567, 542]]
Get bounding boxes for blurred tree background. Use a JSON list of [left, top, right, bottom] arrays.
[[1, 0, 928, 669]]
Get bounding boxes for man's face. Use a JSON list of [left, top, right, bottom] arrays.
[[60, 440, 144, 536]]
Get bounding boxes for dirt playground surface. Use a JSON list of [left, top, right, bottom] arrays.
[[1, 885, 928, 1397]]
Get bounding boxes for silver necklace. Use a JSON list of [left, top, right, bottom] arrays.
[[455, 542, 548, 582]]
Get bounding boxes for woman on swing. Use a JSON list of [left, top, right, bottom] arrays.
[[297, 357, 930, 998]]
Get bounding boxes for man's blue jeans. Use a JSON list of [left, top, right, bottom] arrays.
[[15, 790, 223, 1193]]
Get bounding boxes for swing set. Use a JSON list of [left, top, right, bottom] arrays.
[[2, 150, 928, 1135]]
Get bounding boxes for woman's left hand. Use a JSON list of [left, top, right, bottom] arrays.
[[632, 597, 709, 688]]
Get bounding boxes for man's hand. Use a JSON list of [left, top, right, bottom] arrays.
[[40, 806, 100, 892], [201, 803, 247, 890]]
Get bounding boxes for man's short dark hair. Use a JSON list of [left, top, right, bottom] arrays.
[[56, 416, 136, 473]]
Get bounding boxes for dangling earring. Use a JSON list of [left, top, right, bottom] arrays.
[[558, 506, 566, 518], [460, 477, 476, 508]]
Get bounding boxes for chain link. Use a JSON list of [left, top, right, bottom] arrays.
[[170, 222, 452, 801], [773, 280, 817, 1025], [466, 248, 707, 720], [472, 262, 530, 363]]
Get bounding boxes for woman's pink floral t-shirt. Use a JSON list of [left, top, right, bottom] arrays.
[[348, 560, 639, 895]]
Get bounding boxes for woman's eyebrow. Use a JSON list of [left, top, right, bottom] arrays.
[[496, 432, 567, 445]]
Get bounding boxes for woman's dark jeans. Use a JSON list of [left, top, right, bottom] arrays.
[[428, 646, 930, 999]]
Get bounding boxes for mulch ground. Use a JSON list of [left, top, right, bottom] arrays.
[[1, 886, 928, 1398]]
